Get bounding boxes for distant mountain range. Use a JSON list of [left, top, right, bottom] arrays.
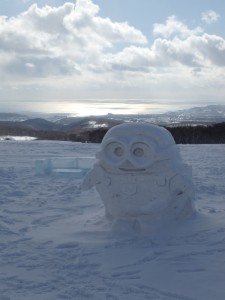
[[0, 104, 225, 140], [1, 104, 225, 125]]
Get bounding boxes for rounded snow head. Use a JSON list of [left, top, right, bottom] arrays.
[[103, 122, 175, 148], [97, 122, 179, 171]]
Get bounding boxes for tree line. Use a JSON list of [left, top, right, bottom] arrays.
[[73, 123, 225, 144], [0, 122, 225, 144], [166, 122, 225, 144]]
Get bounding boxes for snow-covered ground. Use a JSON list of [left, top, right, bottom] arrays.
[[0, 136, 37, 141], [0, 140, 225, 300]]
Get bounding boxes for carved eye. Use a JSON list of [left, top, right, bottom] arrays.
[[114, 146, 124, 157], [133, 147, 144, 157], [130, 142, 153, 167], [104, 141, 126, 166]]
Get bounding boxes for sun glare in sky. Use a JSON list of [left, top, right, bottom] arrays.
[[5, 100, 200, 116], [43, 101, 175, 116]]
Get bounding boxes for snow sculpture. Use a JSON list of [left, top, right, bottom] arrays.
[[82, 122, 194, 227]]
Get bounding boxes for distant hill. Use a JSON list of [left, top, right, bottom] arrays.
[[164, 104, 225, 125], [22, 118, 63, 131], [0, 113, 29, 122], [63, 117, 123, 134], [1, 105, 225, 143]]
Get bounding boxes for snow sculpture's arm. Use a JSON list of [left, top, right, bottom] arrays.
[[170, 172, 192, 196], [169, 162, 193, 194], [81, 164, 103, 191], [169, 172, 194, 217]]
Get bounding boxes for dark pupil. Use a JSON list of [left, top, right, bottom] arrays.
[[114, 147, 123, 157], [133, 147, 144, 157]]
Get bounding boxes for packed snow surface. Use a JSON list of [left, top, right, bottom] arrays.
[[0, 140, 225, 300]]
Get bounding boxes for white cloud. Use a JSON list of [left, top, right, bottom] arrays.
[[0, 3, 225, 108], [201, 10, 220, 24], [106, 33, 225, 72], [98, 16, 225, 102], [0, 0, 147, 79], [153, 16, 203, 38]]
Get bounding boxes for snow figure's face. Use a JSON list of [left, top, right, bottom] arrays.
[[101, 136, 154, 172], [97, 123, 177, 173]]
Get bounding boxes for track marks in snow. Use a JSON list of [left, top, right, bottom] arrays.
[[98, 278, 198, 300]]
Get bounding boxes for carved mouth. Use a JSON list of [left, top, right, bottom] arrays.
[[119, 168, 146, 172]]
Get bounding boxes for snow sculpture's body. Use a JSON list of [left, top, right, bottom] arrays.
[[82, 123, 194, 225]]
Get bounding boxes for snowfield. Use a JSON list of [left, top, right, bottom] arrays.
[[0, 140, 225, 300]]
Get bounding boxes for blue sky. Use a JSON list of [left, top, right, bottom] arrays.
[[0, 0, 225, 115]]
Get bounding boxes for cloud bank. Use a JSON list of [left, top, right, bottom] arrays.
[[0, 0, 225, 110], [0, 0, 146, 79]]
